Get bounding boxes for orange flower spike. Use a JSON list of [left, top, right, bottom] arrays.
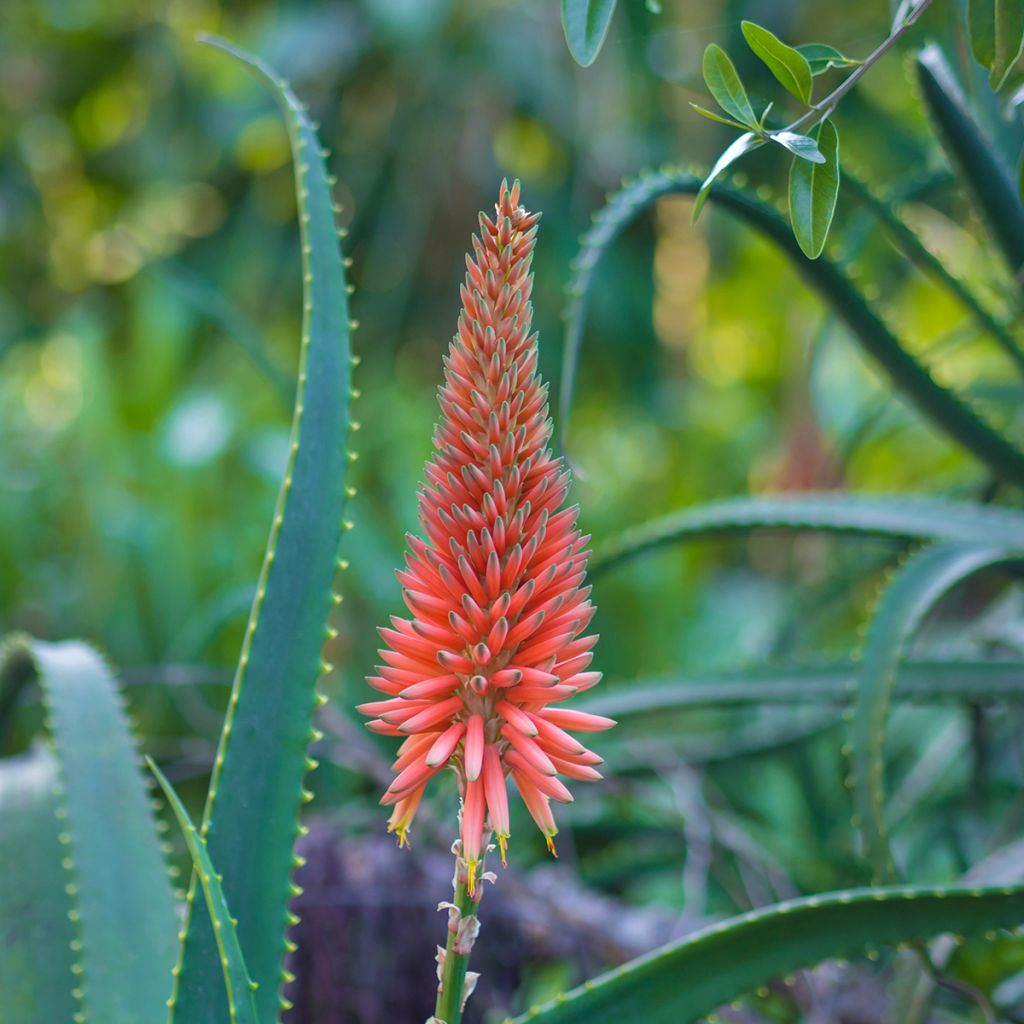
[[360, 180, 614, 865]]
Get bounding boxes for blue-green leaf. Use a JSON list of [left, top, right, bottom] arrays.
[[741, 21, 813, 103], [772, 129, 826, 163], [788, 118, 840, 258], [148, 760, 260, 1024], [851, 543, 1024, 883], [171, 35, 354, 1024], [561, 0, 617, 67], [0, 745, 78, 1024], [702, 44, 758, 127], [0, 637, 179, 1024], [513, 884, 1024, 1024]]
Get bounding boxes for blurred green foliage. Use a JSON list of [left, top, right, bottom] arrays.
[[3, 1, 1024, 1019]]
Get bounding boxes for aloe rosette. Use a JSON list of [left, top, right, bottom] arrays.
[[358, 181, 613, 891]]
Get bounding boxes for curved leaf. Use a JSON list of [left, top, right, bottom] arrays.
[[851, 543, 1024, 883], [789, 119, 839, 258], [0, 637, 178, 1024], [172, 36, 354, 1024], [578, 658, 1024, 716], [842, 172, 1024, 373], [149, 760, 260, 1024], [693, 132, 761, 220], [591, 493, 1024, 575], [559, 168, 1024, 486], [513, 884, 1024, 1024], [741, 21, 813, 103], [916, 45, 1024, 273], [702, 44, 757, 126], [561, 0, 617, 67], [0, 746, 77, 1024], [796, 42, 861, 75]]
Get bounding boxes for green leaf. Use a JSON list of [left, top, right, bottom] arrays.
[[788, 119, 840, 258], [148, 760, 260, 1024], [560, 0, 617, 67], [851, 543, 1024, 883], [772, 129, 826, 163], [578, 658, 1024, 717], [591, 493, 1024, 576], [916, 45, 1024, 273], [558, 168, 1024, 486], [512, 884, 1024, 1024], [741, 21, 813, 103], [842, 172, 1024, 373], [993, 0, 1024, 88], [0, 746, 78, 1024], [171, 36, 354, 1024], [969, 0, 997, 69], [702, 44, 758, 126], [693, 132, 762, 222], [796, 42, 861, 74], [0, 637, 179, 1024], [688, 102, 749, 129]]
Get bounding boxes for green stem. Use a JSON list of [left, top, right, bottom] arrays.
[[434, 848, 485, 1024]]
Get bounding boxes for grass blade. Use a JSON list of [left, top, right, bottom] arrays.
[[171, 36, 354, 1024], [513, 884, 1024, 1024]]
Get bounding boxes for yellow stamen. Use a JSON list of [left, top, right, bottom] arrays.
[[498, 833, 509, 867]]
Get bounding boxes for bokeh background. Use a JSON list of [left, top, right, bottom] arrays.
[[3, 1, 1024, 1021]]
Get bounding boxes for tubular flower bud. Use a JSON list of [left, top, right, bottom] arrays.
[[360, 181, 613, 883]]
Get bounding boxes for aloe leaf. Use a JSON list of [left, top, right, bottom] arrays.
[[591, 493, 1024, 575], [842, 172, 1024, 373], [916, 44, 1024, 273], [0, 745, 78, 1024], [148, 760, 260, 1024], [0, 636, 179, 1024], [702, 44, 758, 127], [851, 543, 1024, 883], [789, 119, 839, 258], [741, 21, 813, 103], [560, 0, 617, 67], [513, 884, 1024, 1024], [559, 168, 1024, 486], [577, 658, 1024, 716], [171, 36, 354, 1024]]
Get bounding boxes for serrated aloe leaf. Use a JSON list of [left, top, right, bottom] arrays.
[[789, 119, 839, 258], [513, 884, 1024, 1024], [0, 636, 179, 1024], [796, 42, 861, 75], [842, 172, 1024, 372], [171, 36, 353, 1024], [148, 760, 260, 1024], [558, 168, 1024, 486], [851, 543, 1024, 883], [741, 21, 813, 103], [591, 493, 1024, 575], [702, 44, 757, 127], [0, 745, 77, 1024], [577, 658, 1024, 716], [560, 0, 617, 67], [916, 44, 1024, 273]]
